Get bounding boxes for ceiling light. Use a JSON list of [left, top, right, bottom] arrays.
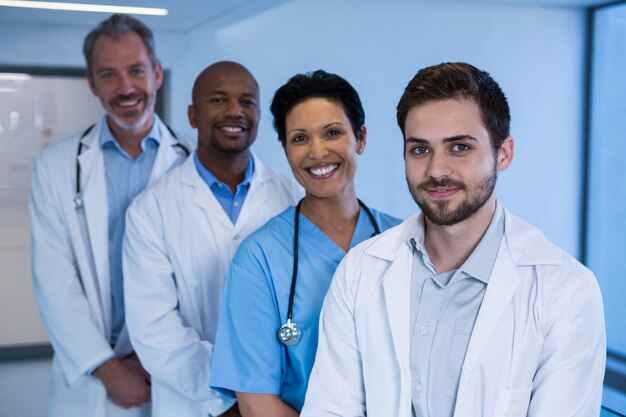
[[0, 73, 32, 81], [0, 1, 168, 16]]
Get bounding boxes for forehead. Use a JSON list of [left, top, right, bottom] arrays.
[[91, 31, 151, 69], [199, 68, 259, 97], [287, 97, 348, 127], [404, 98, 488, 142]]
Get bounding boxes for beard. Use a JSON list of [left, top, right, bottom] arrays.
[[104, 92, 156, 132], [408, 161, 497, 226]]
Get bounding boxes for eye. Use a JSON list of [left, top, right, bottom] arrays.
[[98, 71, 115, 81], [408, 145, 429, 155], [241, 98, 257, 108], [209, 97, 225, 104], [451, 143, 470, 152], [326, 128, 344, 138], [130, 67, 145, 77], [290, 134, 307, 144]]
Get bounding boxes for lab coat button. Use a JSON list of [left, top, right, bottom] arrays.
[[420, 326, 428, 335], [416, 383, 424, 392]]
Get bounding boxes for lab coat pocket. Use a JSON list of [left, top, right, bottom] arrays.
[[493, 386, 532, 417]]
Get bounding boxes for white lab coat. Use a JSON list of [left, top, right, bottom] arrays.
[[302, 208, 605, 417], [123, 154, 303, 417], [29, 118, 193, 417]]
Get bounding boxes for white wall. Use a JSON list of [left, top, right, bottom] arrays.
[[184, 0, 586, 257]]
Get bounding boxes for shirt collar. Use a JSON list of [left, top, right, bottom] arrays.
[[99, 115, 161, 151], [409, 200, 505, 284], [193, 151, 255, 189]]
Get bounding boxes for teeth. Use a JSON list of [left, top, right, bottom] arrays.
[[221, 126, 243, 133], [309, 164, 338, 176], [118, 99, 139, 107]]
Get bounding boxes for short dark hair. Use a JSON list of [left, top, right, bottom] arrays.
[[83, 14, 158, 75], [396, 62, 510, 152], [270, 70, 365, 144]]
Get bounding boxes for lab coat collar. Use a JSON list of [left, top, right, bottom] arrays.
[[364, 205, 562, 268], [182, 152, 272, 231]]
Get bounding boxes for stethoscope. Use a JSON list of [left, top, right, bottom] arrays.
[[277, 198, 381, 346], [73, 123, 190, 211]]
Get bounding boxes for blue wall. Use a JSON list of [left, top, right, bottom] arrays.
[[185, 0, 587, 257]]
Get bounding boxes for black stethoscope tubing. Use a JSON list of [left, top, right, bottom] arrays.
[[74, 123, 190, 206], [279, 198, 381, 345]]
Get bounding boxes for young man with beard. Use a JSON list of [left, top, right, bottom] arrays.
[[29, 14, 192, 417], [122, 62, 302, 417], [301, 62, 605, 417]]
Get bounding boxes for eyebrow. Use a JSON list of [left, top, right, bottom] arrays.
[[286, 122, 345, 136], [405, 134, 479, 144]]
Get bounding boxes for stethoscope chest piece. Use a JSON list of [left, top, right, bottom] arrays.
[[278, 319, 301, 346], [73, 196, 84, 211]]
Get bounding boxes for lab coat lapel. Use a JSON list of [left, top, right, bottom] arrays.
[[461, 236, 520, 372], [77, 121, 112, 331], [381, 242, 413, 370], [183, 158, 234, 230], [233, 154, 269, 233], [148, 119, 182, 186]]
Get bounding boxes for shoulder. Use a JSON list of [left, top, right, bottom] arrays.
[[35, 132, 82, 166], [235, 207, 294, 258], [252, 156, 303, 197], [368, 208, 403, 232]]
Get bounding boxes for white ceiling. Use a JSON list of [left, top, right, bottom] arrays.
[[0, 0, 617, 32], [0, 0, 293, 31]]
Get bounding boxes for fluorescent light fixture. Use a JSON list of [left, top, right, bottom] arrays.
[[0, 1, 168, 16], [0, 88, 19, 93], [0, 73, 32, 81]]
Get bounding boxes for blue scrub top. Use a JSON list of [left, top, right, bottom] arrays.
[[210, 205, 401, 412]]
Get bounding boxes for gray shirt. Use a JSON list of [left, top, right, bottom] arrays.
[[410, 202, 505, 417]]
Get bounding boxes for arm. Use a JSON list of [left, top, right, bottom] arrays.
[[210, 245, 288, 409], [29, 151, 113, 384], [236, 393, 298, 417], [123, 196, 235, 415], [92, 353, 151, 408], [301, 257, 366, 417], [526, 268, 605, 417]]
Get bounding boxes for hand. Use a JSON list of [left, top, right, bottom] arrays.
[[93, 354, 151, 408], [218, 403, 241, 417]]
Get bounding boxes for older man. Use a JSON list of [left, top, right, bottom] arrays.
[[30, 14, 192, 417]]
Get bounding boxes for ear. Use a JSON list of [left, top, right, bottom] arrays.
[[496, 136, 514, 172], [187, 105, 197, 129], [356, 125, 367, 154], [86, 73, 98, 96], [154, 61, 164, 90]]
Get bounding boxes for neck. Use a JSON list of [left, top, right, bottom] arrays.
[[198, 147, 251, 193], [108, 115, 154, 160], [300, 184, 359, 252], [423, 197, 496, 273]]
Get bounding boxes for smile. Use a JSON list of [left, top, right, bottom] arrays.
[[425, 187, 460, 199], [116, 98, 141, 108], [307, 163, 338, 177], [219, 125, 244, 133]]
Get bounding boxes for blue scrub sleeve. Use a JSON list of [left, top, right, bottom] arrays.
[[211, 242, 285, 396]]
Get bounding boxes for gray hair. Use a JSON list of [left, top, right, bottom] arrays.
[[83, 14, 158, 75]]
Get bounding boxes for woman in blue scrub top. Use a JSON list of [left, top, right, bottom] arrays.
[[210, 70, 401, 416]]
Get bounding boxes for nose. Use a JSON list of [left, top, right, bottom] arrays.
[[308, 137, 329, 160], [116, 73, 135, 96], [223, 99, 243, 118], [427, 152, 452, 179]]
